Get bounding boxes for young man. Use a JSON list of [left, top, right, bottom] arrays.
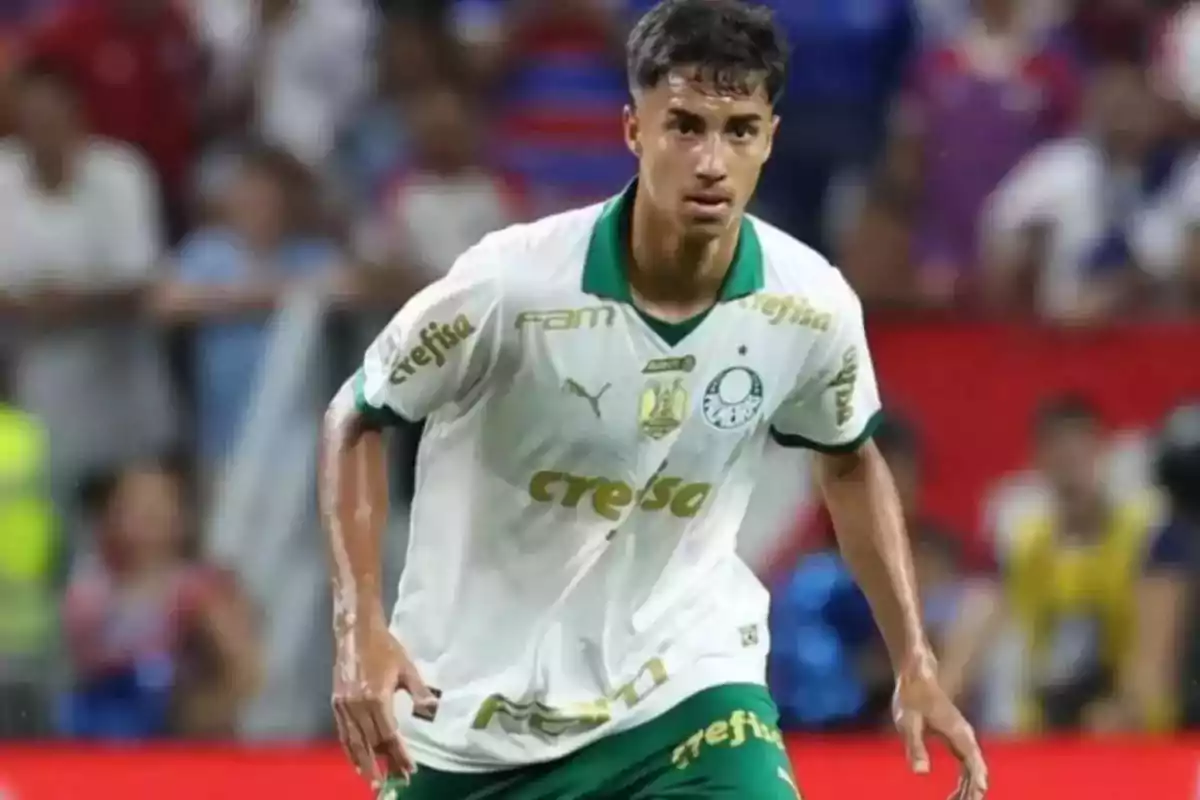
[[319, 2, 987, 798]]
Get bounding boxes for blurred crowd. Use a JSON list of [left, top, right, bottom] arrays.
[[768, 400, 1200, 736], [0, 0, 1198, 742]]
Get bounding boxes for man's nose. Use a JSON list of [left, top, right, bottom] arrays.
[[695, 136, 728, 182]]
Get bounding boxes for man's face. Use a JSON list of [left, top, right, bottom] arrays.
[[225, 166, 287, 245], [624, 69, 776, 240], [17, 78, 76, 156], [1038, 421, 1104, 504], [380, 19, 441, 94], [106, 467, 184, 563], [1089, 64, 1159, 154], [410, 87, 475, 170]]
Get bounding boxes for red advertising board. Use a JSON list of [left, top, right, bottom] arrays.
[[0, 739, 1195, 799], [869, 322, 1200, 538]]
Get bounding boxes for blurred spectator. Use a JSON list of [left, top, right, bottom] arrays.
[[59, 462, 259, 739], [1152, 400, 1200, 727], [768, 416, 980, 730], [915, 0, 1067, 45], [1170, 148, 1200, 308], [0, 61, 177, 525], [835, 177, 917, 310], [358, 83, 527, 286], [747, 0, 916, 252], [452, 0, 633, 214], [769, 547, 890, 732], [941, 395, 1185, 733], [981, 61, 1184, 321], [153, 145, 346, 473], [23, 0, 203, 238], [1158, 0, 1200, 118], [334, 12, 455, 211], [191, 0, 375, 168], [0, 349, 56, 738], [874, 0, 1080, 309]]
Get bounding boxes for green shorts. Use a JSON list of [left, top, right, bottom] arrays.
[[390, 683, 801, 799]]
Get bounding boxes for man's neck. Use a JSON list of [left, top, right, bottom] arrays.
[[627, 185, 738, 319], [1056, 492, 1108, 540], [29, 148, 73, 194]]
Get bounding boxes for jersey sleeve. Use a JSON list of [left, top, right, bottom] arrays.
[[352, 238, 506, 426], [769, 278, 883, 453]]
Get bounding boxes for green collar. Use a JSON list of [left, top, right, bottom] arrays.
[[581, 180, 764, 303]]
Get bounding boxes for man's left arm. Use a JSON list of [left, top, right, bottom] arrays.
[[770, 277, 986, 799], [770, 279, 920, 668]]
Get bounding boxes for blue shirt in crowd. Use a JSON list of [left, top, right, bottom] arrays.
[[768, 551, 884, 730], [175, 230, 340, 465]]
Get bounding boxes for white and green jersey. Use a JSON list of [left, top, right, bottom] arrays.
[[353, 182, 882, 771]]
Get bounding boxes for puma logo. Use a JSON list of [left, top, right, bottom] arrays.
[[563, 378, 611, 418]]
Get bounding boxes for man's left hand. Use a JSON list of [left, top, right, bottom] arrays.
[[893, 653, 989, 800]]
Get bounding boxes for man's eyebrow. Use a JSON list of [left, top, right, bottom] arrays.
[[725, 112, 765, 124]]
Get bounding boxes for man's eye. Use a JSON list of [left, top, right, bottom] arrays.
[[670, 118, 702, 135], [729, 123, 757, 140]]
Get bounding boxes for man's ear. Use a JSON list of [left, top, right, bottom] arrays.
[[623, 104, 642, 157]]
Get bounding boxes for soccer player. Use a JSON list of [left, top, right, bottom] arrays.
[[319, 1, 988, 798]]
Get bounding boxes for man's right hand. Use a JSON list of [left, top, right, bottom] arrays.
[[332, 622, 438, 787]]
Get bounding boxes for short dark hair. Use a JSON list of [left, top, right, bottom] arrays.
[[626, 0, 788, 104], [1034, 393, 1102, 439]]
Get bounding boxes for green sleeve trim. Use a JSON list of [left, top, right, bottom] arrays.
[[352, 369, 410, 429], [769, 409, 884, 454]]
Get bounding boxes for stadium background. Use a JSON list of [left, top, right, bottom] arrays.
[[0, 0, 1199, 796]]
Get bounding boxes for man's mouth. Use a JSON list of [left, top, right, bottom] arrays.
[[682, 191, 733, 215]]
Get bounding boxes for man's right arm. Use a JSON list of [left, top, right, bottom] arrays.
[[319, 382, 393, 656], [318, 236, 506, 785]]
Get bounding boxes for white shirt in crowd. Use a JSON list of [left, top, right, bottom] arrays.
[[359, 170, 526, 280], [191, 0, 375, 166], [982, 137, 1196, 317], [0, 138, 175, 476], [1159, 1, 1200, 116], [911, 0, 1066, 44]]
